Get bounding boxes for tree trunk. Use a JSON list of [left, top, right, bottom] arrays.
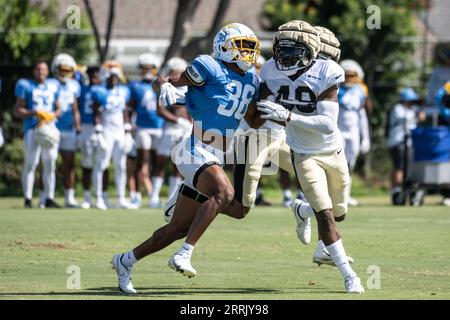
[[161, 0, 201, 68], [102, 0, 116, 62], [181, 0, 231, 61], [82, 0, 103, 63]]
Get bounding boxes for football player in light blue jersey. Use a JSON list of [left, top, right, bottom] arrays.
[[92, 61, 137, 210], [14, 60, 61, 209], [77, 66, 110, 209], [128, 53, 164, 208], [48, 54, 82, 208], [111, 23, 261, 294]]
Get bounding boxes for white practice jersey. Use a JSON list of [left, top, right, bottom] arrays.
[[261, 58, 345, 154]]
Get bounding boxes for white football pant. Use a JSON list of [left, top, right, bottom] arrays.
[[22, 129, 58, 200]]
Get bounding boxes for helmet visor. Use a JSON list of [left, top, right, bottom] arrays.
[[274, 40, 310, 71]]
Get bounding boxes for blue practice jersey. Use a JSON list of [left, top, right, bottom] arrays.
[[78, 85, 99, 125], [91, 84, 130, 129], [129, 80, 164, 129], [185, 55, 260, 137], [338, 84, 366, 112], [14, 78, 59, 134], [47, 78, 81, 132]]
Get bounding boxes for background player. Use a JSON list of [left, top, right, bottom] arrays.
[[48, 53, 81, 208], [14, 60, 61, 208]]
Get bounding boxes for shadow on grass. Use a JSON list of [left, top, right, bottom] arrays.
[[0, 286, 348, 298]]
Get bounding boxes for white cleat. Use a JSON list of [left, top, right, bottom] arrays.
[[312, 248, 355, 267], [95, 199, 108, 210], [117, 199, 138, 210], [345, 275, 364, 294], [168, 252, 197, 278], [290, 199, 311, 245], [81, 201, 91, 209], [111, 253, 137, 294]]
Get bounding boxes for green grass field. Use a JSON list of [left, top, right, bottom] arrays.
[[0, 196, 449, 300]]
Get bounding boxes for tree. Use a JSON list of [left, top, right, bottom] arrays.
[[262, 0, 424, 180], [83, 0, 116, 63], [162, 0, 231, 67]]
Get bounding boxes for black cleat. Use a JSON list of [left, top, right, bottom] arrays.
[[45, 198, 62, 208], [24, 199, 33, 208]]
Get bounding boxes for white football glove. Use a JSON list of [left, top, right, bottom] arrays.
[[159, 83, 185, 108], [257, 100, 290, 122], [360, 138, 371, 154], [176, 117, 192, 132]]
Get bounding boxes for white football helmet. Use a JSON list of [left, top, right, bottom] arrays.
[[35, 122, 60, 148], [340, 59, 364, 80], [315, 26, 341, 62], [161, 57, 188, 77], [99, 60, 124, 83], [51, 53, 76, 81], [138, 53, 161, 80], [213, 23, 261, 71], [273, 20, 321, 76]]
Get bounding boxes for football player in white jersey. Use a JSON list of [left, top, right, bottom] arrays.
[[48, 54, 82, 208], [91, 61, 137, 210], [338, 59, 371, 206], [154, 57, 192, 201], [256, 20, 364, 294]]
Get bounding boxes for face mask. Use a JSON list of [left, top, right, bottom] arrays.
[[143, 72, 155, 81]]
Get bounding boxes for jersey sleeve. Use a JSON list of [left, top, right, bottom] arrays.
[[185, 55, 214, 86], [14, 79, 28, 99], [123, 86, 131, 104], [90, 86, 101, 104], [319, 60, 345, 96], [73, 80, 81, 98]]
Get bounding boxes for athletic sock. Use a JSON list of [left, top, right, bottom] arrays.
[[178, 242, 194, 257], [283, 189, 292, 199], [150, 176, 164, 202], [326, 239, 356, 279], [121, 250, 138, 267]]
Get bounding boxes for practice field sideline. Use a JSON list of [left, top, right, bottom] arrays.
[[0, 197, 449, 300]]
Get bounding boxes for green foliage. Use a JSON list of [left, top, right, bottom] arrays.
[[0, 0, 94, 64], [262, 0, 424, 181], [0, 138, 24, 196]]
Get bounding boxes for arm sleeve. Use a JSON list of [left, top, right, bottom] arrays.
[[184, 55, 212, 86], [288, 100, 339, 134]]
